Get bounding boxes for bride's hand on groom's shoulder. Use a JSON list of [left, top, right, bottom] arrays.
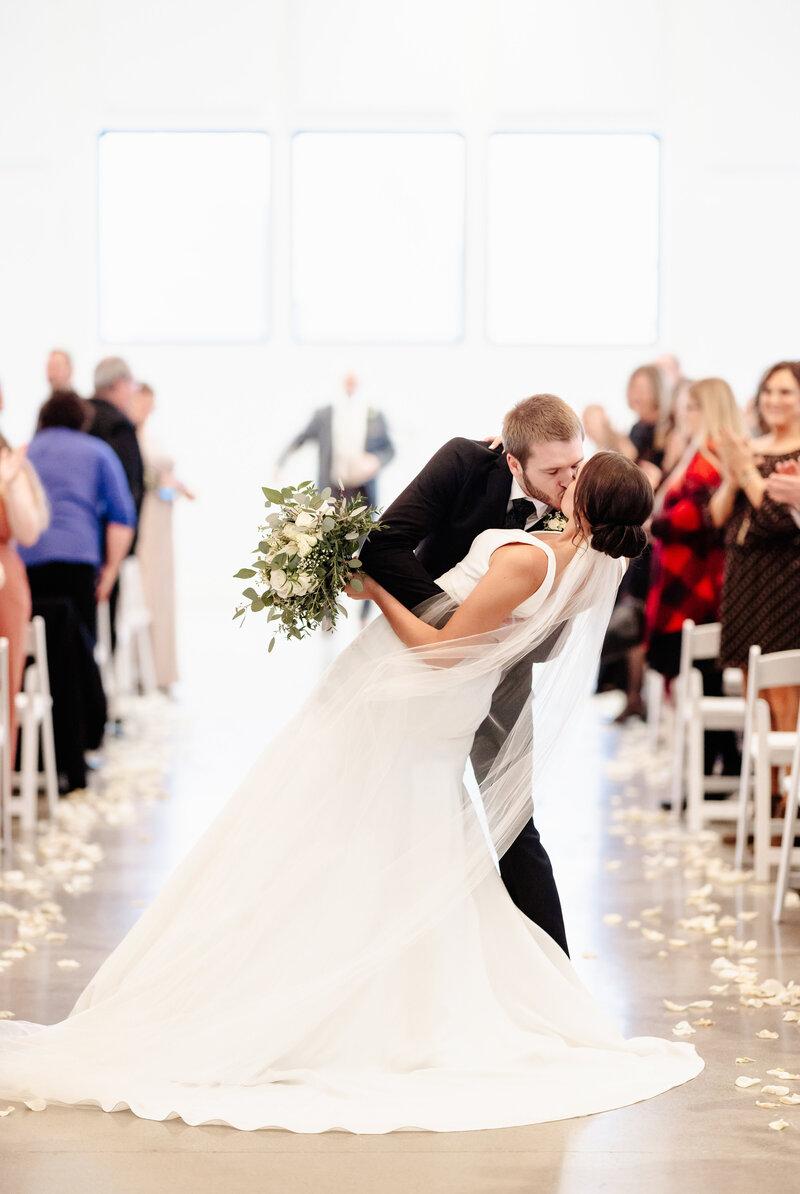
[[482, 434, 503, 451]]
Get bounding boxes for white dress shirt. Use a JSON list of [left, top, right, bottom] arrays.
[[507, 478, 550, 529]]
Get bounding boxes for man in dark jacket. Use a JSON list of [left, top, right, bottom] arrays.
[[87, 357, 144, 519], [87, 356, 143, 648]]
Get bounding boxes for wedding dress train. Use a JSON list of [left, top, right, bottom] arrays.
[[0, 532, 702, 1131]]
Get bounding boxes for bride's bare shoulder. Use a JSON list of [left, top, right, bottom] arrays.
[[487, 540, 551, 585]]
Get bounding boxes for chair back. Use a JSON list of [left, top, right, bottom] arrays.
[[23, 615, 52, 700], [747, 645, 800, 694], [679, 620, 722, 669]]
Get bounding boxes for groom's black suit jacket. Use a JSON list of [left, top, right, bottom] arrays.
[[359, 437, 513, 611]]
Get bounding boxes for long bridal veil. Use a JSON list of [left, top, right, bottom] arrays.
[[0, 538, 700, 1132], [70, 539, 623, 1035]]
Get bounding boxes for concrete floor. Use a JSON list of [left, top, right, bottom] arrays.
[[1, 640, 799, 1193]]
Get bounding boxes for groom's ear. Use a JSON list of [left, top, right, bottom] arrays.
[[506, 452, 523, 480]]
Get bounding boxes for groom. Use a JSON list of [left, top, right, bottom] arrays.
[[359, 393, 584, 955]]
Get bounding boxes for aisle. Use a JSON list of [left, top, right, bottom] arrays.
[[0, 646, 798, 1192]]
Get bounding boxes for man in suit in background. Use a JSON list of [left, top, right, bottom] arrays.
[[278, 371, 394, 509], [359, 393, 584, 955]]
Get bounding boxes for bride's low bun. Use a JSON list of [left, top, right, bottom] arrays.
[[573, 452, 653, 561], [590, 521, 647, 560]]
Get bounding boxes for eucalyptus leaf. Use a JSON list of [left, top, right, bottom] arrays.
[[348, 558, 362, 569], [242, 587, 258, 600], [349, 577, 364, 592], [268, 637, 276, 653], [251, 597, 265, 612], [262, 486, 284, 504], [234, 567, 256, 579]]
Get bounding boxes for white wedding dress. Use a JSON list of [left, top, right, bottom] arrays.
[[0, 531, 702, 1132]]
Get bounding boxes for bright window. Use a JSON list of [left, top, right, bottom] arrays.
[[292, 132, 465, 343], [98, 131, 270, 343], [487, 133, 660, 345]]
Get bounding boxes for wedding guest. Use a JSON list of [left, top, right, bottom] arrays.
[[765, 455, 800, 518], [21, 392, 136, 789], [131, 384, 195, 691], [0, 382, 49, 750], [654, 352, 685, 393], [597, 366, 667, 721], [87, 357, 144, 520], [711, 361, 800, 735], [646, 378, 743, 773], [278, 371, 394, 507], [87, 358, 144, 647], [21, 392, 136, 638], [583, 366, 671, 486], [46, 349, 74, 396]]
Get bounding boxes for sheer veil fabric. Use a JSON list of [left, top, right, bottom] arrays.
[[0, 532, 702, 1132]]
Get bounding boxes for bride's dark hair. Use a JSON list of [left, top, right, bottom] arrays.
[[572, 452, 653, 560]]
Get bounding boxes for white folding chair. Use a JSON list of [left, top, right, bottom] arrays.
[[114, 557, 157, 698], [734, 645, 800, 882], [95, 598, 118, 717], [0, 638, 12, 851], [645, 668, 665, 752], [9, 616, 59, 829], [772, 704, 800, 921], [671, 620, 746, 832]]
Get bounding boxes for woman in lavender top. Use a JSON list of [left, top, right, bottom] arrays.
[[20, 391, 136, 640]]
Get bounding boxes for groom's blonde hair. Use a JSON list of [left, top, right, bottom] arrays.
[[503, 394, 583, 466]]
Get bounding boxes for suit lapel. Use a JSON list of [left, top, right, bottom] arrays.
[[485, 453, 512, 529]]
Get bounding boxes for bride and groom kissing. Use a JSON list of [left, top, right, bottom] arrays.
[[0, 392, 702, 1133]]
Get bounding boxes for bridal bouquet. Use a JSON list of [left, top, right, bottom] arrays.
[[233, 482, 383, 651]]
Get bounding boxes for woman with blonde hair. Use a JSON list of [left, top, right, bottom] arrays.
[[646, 377, 742, 684]]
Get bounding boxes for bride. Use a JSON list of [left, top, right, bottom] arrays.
[[0, 451, 702, 1133]]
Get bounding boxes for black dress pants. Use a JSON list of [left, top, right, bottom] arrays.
[[26, 562, 97, 642], [470, 638, 569, 957]]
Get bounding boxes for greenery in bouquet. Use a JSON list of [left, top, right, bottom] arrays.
[[233, 482, 384, 651]]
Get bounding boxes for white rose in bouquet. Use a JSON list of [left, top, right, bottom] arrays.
[[294, 510, 316, 529]]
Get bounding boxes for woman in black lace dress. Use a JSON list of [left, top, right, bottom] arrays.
[[711, 361, 800, 735]]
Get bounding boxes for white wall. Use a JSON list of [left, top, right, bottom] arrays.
[[1, 0, 798, 637]]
